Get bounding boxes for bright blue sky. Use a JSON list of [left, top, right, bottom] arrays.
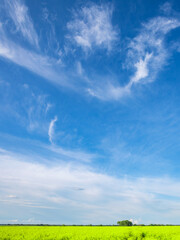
[[0, 0, 180, 225]]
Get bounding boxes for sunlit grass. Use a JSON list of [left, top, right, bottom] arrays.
[[0, 226, 180, 240]]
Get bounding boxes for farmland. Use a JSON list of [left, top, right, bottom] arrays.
[[0, 226, 180, 240]]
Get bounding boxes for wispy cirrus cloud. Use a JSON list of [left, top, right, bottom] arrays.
[[48, 145, 96, 163], [5, 0, 39, 48], [0, 24, 70, 88], [0, 2, 180, 102], [127, 16, 180, 85], [0, 81, 53, 134], [67, 4, 118, 52], [160, 2, 172, 15], [26, 92, 52, 132], [87, 15, 180, 100], [48, 116, 58, 144], [0, 0, 70, 89], [0, 133, 97, 164], [41, 7, 62, 62]]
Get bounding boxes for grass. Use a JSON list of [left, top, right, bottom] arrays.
[[0, 226, 180, 240]]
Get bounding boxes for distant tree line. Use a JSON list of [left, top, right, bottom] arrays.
[[0, 222, 177, 226], [116, 220, 175, 227]]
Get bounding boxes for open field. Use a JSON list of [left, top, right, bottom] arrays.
[[0, 226, 180, 240]]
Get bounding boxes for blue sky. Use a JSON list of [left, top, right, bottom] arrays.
[[0, 0, 180, 225]]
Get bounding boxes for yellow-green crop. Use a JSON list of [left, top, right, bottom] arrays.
[[0, 226, 180, 240]]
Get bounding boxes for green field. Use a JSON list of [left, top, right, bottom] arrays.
[[0, 226, 180, 240]]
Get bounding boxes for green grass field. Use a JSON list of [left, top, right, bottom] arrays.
[[0, 226, 180, 240]]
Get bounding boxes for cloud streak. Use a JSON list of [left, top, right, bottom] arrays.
[[5, 0, 39, 48], [48, 116, 58, 143], [0, 24, 70, 88], [67, 4, 118, 52]]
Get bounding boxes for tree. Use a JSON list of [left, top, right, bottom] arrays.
[[117, 220, 133, 226]]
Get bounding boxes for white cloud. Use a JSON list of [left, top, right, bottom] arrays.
[[48, 116, 58, 143], [0, 149, 180, 224], [88, 15, 180, 101], [76, 61, 83, 76], [7, 195, 17, 199], [0, 3, 180, 103], [4, 83, 53, 133], [0, 133, 97, 164], [41, 7, 61, 61], [0, 25, 69, 88], [26, 94, 51, 132], [87, 83, 130, 101], [128, 16, 180, 83], [5, 0, 39, 48], [67, 3, 118, 51], [45, 103, 52, 114], [129, 53, 152, 85], [129, 218, 139, 225], [160, 2, 172, 15], [8, 219, 18, 223], [48, 145, 96, 163]]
